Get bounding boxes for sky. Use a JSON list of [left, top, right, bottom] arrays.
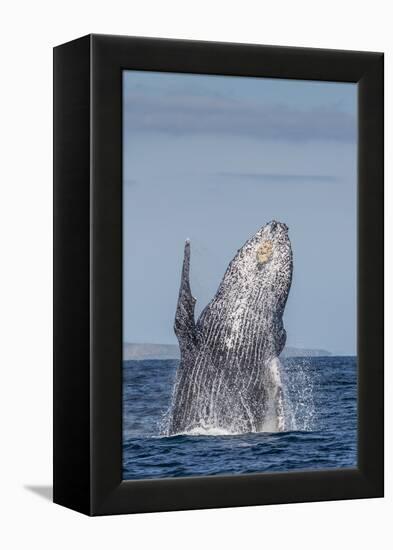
[[123, 70, 357, 355]]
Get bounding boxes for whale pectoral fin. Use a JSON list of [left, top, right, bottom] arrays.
[[267, 356, 286, 432], [276, 326, 287, 357], [174, 240, 197, 349]]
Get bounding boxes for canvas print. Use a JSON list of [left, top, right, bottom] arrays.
[[122, 70, 357, 480]]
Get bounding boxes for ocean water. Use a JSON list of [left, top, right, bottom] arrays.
[[123, 356, 357, 480]]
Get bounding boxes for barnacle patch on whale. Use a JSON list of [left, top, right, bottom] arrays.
[[257, 240, 273, 264]]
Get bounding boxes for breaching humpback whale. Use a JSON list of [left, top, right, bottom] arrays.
[[167, 220, 293, 436]]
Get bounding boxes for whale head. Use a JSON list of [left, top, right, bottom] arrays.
[[200, 220, 293, 357], [222, 220, 293, 307]]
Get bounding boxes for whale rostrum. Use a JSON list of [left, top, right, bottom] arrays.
[[167, 221, 293, 436]]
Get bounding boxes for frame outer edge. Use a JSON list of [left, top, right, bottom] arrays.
[[83, 35, 384, 515], [53, 35, 92, 516], [357, 53, 384, 496]]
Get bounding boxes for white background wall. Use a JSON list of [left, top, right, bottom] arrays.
[[0, 1, 390, 548]]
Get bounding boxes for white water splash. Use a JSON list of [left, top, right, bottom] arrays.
[[280, 357, 316, 431], [161, 355, 316, 437], [175, 425, 241, 437]]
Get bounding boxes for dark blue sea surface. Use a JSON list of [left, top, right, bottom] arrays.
[[123, 356, 357, 480]]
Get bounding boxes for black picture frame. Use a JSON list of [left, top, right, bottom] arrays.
[[53, 34, 384, 516]]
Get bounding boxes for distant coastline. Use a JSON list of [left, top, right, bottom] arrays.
[[123, 342, 332, 361]]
